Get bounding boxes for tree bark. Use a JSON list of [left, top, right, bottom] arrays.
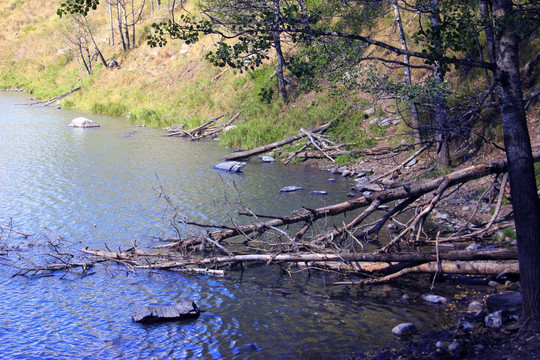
[[272, 0, 287, 100], [392, 0, 422, 147], [493, 0, 540, 322], [429, 1, 450, 168]]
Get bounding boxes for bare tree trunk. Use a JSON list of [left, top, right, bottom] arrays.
[[78, 42, 92, 75], [83, 17, 108, 68], [109, 1, 115, 46], [131, 0, 136, 46], [123, 2, 131, 49], [480, 0, 497, 65], [273, 0, 287, 101], [392, 0, 422, 147], [429, 1, 450, 168], [116, 3, 127, 50], [493, 0, 540, 324]]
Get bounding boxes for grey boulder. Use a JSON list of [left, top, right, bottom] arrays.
[[69, 117, 100, 128], [213, 161, 247, 173]]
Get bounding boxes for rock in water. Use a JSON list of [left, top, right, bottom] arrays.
[[280, 186, 303, 192], [392, 323, 418, 336], [69, 117, 100, 128], [422, 294, 447, 304], [213, 161, 247, 173], [132, 301, 201, 323], [260, 156, 275, 162]]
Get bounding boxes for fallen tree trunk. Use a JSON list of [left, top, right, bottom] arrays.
[[224, 109, 345, 161], [333, 260, 520, 286], [162, 151, 540, 249], [132, 248, 518, 269]]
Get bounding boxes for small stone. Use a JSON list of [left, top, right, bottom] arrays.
[[462, 206, 470, 211], [280, 186, 303, 193], [401, 294, 410, 303], [260, 156, 275, 162], [485, 310, 503, 328], [436, 341, 444, 349], [391, 323, 418, 336], [328, 178, 337, 183], [311, 190, 328, 196], [461, 322, 474, 331], [448, 341, 460, 352], [468, 301, 483, 313], [422, 294, 447, 304], [466, 242, 481, 251], [342, 169, 352, 177], [488, 280, 501, 288]]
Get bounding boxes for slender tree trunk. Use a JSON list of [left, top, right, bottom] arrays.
[[273, 0, 287, 101], [78, 42, 92, 75], [480, 0, 497, 65], [493, 0, 540, 324], [116, 3, 127, 51], [393, 0, 422, 147], [123, 2, 131, 49], [109, 1, 115, 46], [429, 1, 450, 168], [131, 0, 136, 46], [83, 18, 108, 68]]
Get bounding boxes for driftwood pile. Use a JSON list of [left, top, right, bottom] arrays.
[[165, 112, 240, 140], [5, 147, 530, 286]]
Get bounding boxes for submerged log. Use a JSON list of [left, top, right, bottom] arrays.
[[132, 301, 201, 323]]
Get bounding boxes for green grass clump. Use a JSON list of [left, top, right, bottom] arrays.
[[91, 102, 129, 117]]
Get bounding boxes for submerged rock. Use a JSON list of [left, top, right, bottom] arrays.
[[311, 190, 328, 196], [280, 186, 303, 192], [260, 156, 275, 162], [213, 161, 247, 173], [392, 323, 418, 336], [132, 301, 201, 323], [422, 294, 447, 304], [68, 117, 100, 128]]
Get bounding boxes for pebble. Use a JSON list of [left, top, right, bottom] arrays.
[[448, 341, 460, 352], [461, 321, 474, 331], [466, 242, 481, 251], [485, 310, 503, 328], [279, 186, 303, 192], [422, 294, 447, 304], [391, 323, 418, 336], [468, 301, 483, 313], [488, 280, 502, 288], [260, 155, 275, 162]]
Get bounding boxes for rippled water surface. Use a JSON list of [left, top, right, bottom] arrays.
[[0, 93, 452, 359]]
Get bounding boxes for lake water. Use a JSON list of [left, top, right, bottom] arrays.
[[0, 92, 453, 359]]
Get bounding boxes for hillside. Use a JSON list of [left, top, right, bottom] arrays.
[[0, 0, 538, 158]]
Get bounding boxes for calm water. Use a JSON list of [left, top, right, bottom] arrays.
[[0, 92, 452, 359]]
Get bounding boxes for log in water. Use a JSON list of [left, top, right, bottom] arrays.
[[132, 301, 201, 323]]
